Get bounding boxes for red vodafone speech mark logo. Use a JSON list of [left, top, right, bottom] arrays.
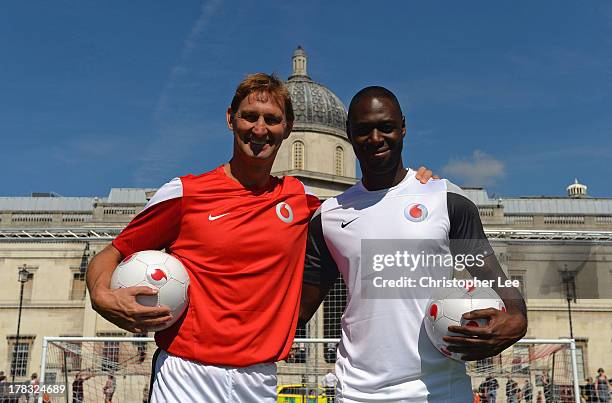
[[151, 269, 167, 281], [275, 202, 294, 224], [429, 303, 439, 320], [147, 267, 168, 286], [404, 203, 428, 222]]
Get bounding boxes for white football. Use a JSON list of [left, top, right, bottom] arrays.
[[424, 286, 505, 361], [110, 250, 190, 331]]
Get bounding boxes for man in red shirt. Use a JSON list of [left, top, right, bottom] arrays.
[[87, 73, 433, 402]]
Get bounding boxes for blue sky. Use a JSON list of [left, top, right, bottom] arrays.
[[2, 1, 611, 197]]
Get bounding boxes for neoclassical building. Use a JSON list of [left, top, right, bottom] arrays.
[[271, 46, 357, 198], [0, 48, 610, 389]]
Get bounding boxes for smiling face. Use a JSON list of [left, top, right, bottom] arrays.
[[227, 91, 291, 164], [347, 95, 406, 176]]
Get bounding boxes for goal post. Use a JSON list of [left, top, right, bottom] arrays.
[[39, 337, 580, 403]]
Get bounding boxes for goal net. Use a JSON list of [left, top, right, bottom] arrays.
[[40, 336, 154, 403], [467, 339, 580, 403], [40, 337, 579, 402]]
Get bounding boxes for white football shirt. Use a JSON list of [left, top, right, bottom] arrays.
[[304, 169, 494, 403]]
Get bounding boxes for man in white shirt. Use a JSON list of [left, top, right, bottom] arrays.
[[300, 86, 527, 402]]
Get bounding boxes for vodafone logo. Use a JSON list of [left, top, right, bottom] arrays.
[[275, 202, 294, 224], [429, 303, 439, 320], [146, 266, 168, 286], [404, 203, 428, 222]]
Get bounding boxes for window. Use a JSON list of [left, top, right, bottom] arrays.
[[334, 146, 344, 176], [71, 272, 87, 300], [10, 342, 29, 377], [292, 141, 304, 170], [65, 342, 82, 371], [97, 332, 125, 372], [57, 336, 83, 371], [102, 340, 119, 372], [8, 337, 34, 377]]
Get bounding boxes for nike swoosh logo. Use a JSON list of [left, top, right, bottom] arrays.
[[208, 213, 230, 221], [341, 217, 359, 228]]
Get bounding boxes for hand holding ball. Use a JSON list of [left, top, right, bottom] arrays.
[[110, 250, 189, 331], [424, 286, 505, 361]]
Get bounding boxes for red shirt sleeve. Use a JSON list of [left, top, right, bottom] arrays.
[[297, 180, 321, 216], [112, 197, 182, 257], [306, 193, 321, 215]]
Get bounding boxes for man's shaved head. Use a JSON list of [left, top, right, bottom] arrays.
[[345, 85, 407, 190], [347, 86, 402, 122]]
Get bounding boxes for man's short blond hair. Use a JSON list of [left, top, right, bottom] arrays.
[[230, 73, 294, 125]]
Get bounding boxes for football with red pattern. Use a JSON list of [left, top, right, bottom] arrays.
[[424, 286, 505, 361], [110, 250, 189, 330]]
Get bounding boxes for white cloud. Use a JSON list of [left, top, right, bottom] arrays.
[[442, 150, 505, 187]]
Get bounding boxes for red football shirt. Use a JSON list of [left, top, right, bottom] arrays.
[[112, 166, 320, 367]]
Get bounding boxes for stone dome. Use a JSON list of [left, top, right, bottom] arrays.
[[286, 46, 347, 137]]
